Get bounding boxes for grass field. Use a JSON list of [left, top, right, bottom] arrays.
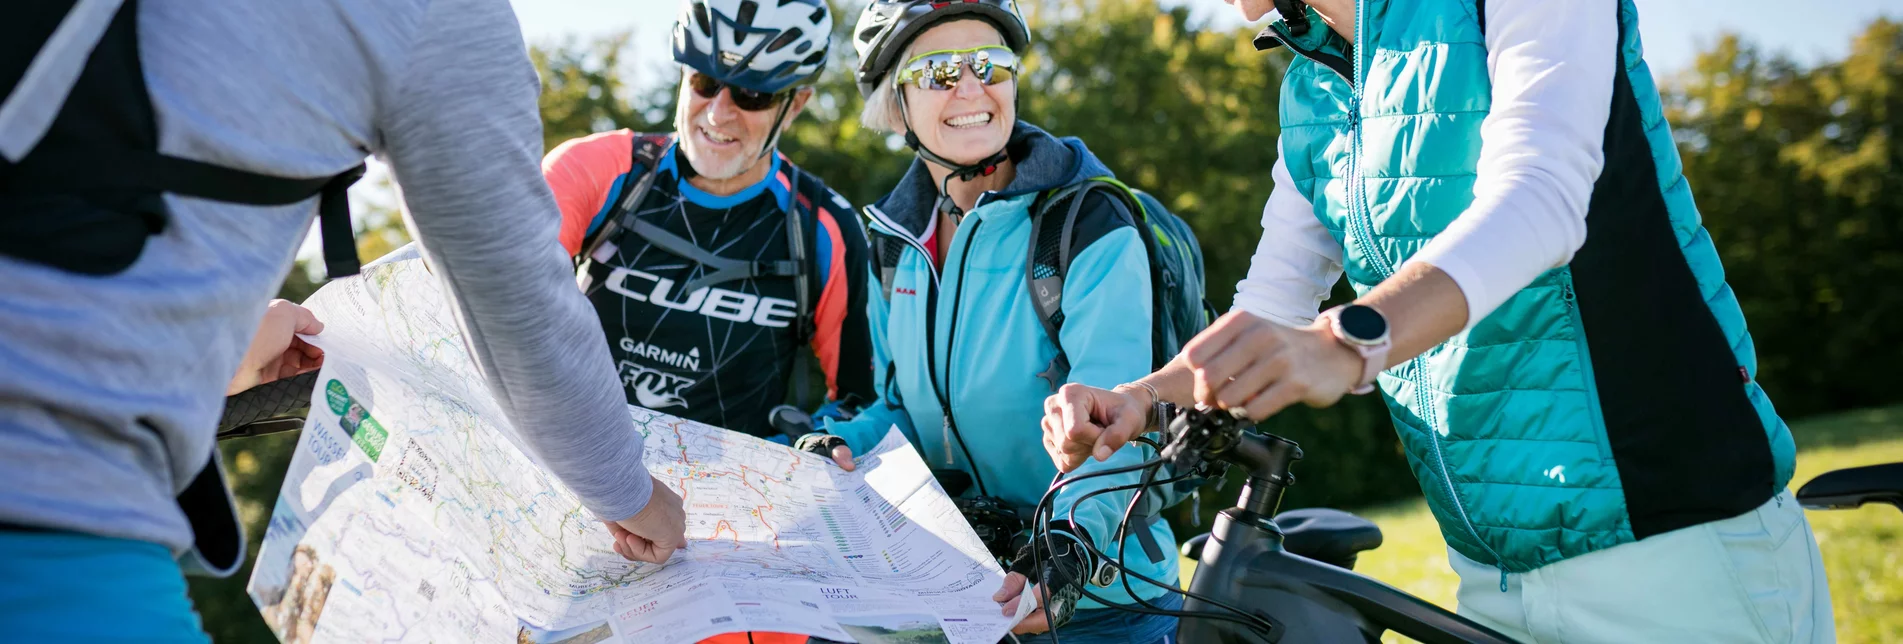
[[1180, 405, 1903, 643]]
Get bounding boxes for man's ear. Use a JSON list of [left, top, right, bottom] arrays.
[[783, 87, 816, 125]]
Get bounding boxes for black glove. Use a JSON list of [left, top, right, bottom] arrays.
[[794, 432, 847, 459], [1009, 522, 1097, 630]]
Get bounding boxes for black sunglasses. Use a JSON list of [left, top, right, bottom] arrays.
[[687, 72, 791, 111]]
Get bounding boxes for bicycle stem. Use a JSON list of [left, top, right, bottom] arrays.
[[1230, 431, 1304, 517]]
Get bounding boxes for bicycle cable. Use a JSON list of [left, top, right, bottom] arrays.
[[1024, 459, 1277, 639], [1034, 472, 1271, 636], [1024, 458, 1160, 644], [1058, 472, 1277, 636]]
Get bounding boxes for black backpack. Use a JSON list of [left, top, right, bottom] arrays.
[[1, 0, 366, 279]]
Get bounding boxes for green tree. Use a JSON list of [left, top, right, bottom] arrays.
[[1666, 19, 1903, 417]]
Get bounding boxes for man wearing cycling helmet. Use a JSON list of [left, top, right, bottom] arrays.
[[543, 0, 874, 443], [1044, 0, 1833, 641], [789, 1, 1186, 641]]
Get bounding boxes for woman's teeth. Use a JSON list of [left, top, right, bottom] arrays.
[[945, 113, 992, 129], [702, 127, 738, 143]]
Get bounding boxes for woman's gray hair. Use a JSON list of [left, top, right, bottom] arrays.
[[860, 62, 908, 133]]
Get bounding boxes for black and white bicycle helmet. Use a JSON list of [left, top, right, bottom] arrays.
[[851, 0, 1031, 98], [673, 0, 834, 94]]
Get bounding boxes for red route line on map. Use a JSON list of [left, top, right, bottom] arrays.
[[668, 421, 785, 549]]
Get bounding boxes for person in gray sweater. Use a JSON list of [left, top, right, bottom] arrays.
[[0, 0, 682, 638]]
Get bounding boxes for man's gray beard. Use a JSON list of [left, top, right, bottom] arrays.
[[675, 99, 781, 181]]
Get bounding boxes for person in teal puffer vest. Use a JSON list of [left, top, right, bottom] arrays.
[[1042, 0, 1835, 641]]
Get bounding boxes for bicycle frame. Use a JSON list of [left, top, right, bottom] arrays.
[[1157, 410, 1516, 643]]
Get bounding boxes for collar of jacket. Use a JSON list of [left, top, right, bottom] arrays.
[[866, 121, 1113, 241]]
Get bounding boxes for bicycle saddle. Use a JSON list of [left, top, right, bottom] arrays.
[[1796, 462, 1903, 511], [1180, 508, 1384, 570], [1277, 508, 1383, 570]]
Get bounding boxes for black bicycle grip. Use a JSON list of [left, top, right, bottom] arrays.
[[216, 371, 319, 441]]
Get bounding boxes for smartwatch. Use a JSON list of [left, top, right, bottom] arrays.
[[1317, 304, 1390, 395]]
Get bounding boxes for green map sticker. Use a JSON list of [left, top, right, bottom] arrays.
[[325, 380, 350, 416], [352, 415, 388, 462]]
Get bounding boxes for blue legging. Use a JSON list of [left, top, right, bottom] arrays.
[[0, 529, 209, 642]]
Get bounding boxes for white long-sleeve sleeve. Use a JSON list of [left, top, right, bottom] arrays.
[[1408, 0, 1616, 328], [1235, 0, 1616, 330], [1231, 141, 1343, 327]]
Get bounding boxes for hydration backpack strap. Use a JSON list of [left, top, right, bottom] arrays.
[[871, 233, 906, 302], [1, 0, 367, 277], [1026, 180, 1109, 392], [783, 165, 815, 343], [781, 166, 828, 411], [575, 133, 670, 294]]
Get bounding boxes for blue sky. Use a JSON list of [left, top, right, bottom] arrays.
[[509, 0, 1899, 77]]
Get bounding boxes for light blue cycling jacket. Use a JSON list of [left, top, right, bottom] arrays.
[[824, 123, 1178, 608]]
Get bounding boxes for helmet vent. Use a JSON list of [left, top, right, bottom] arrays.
[[767, 27, 804, 52], [736, 0, 759, 28]]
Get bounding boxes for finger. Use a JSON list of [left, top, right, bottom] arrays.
[[831, 446, 856, 472], [655, 523, 688, 550], [993, 572, 1028, 602], [293, 337, 325, 361], [1040, 417, 1066, 470], [1212, 349, 1288, 411], [1181, 312, 1250, 368], [1056, 386, 1087, 447], [1191, 347, 1259, 406], [624, 537, 668, 564], [605, 521, 633, 539], [1241, 380, 1307, 422], [289, 303, 324, 335], [612, 537, 633, 560], [1091, 408, 1144, 463]]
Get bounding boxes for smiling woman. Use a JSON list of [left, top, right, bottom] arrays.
[[780, 1, 1190, 642]]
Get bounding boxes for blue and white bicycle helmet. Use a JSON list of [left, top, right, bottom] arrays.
[[672, 0, 834, 94]]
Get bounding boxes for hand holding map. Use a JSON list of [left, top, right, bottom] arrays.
[[246, 257, 1024, 643], [608, 479, 687, 564]]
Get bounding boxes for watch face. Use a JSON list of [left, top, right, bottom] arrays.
[[1338, 305, 1388, 343]]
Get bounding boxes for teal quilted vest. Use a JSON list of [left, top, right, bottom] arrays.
[[1263, 0, 1796, 573]]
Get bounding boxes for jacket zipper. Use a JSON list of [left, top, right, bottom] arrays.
[[1330, 0, 1507, 589], [937, 218, 984, 489], [1561, 273, 1610, 461], [866, 206, 988, 496]]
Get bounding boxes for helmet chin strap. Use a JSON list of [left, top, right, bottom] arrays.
[[897, 91, 1008, 219], [756, 97, 796, 163]]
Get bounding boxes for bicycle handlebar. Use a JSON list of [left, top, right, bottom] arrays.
[[216, 371, 318, 441]]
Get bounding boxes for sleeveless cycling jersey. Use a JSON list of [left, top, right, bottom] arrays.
[[544, 131, 872, 438]]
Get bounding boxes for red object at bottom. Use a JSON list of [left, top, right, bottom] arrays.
[[698, 633, 808, 644]]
